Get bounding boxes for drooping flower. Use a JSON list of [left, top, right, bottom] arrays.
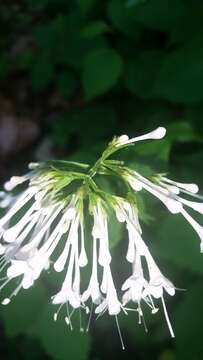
[[122, 169, 203, 251], [0, 127, 202, 347]]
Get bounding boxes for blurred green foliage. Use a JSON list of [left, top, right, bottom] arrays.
[[0, 0, 203, 359]]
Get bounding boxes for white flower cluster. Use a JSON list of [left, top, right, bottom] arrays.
[[0, 127, 202, 348]]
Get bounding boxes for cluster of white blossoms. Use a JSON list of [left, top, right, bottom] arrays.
[[0, 127, 202, 348]]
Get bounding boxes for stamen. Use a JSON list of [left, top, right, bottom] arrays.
[[2, 298, 10, 305], [1, 281, 22, 305], [54, 303, 63, 321], [66, 303, 73, 330], [0, 277, 12, 291], [141, 311, 148, 333], [79, 309, 84, 332], [115, 315, 125, 350], [123, 307, 138, 312], [86, 302, 93, 332], [0, 258, 7, 272], [121, 305, 128, 315], [138, 307, 142, 324], [161, 296, 175, 338]]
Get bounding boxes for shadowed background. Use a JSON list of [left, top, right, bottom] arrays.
[[0, 1, 203, 359]]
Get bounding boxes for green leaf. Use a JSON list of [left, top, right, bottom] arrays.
[[131, 0, 185, 32], [154, 37, 203, 104], [127, 0, 146, 7], [57, 34, 107, 69], [82, 48, 124, 99], [133, 122, 199, 163], [169, 4, 203, 44], [185, 105, 203, 135], [153, 214, 203, 275], [51, 104, 117, 146], [0, 282, 47, 337], [78, 0, 97, 16], [166, 121, 201, 143], [33, 24, 56, 51], [133, 139, 171, 162], [80, 21, 111, 38], [125, 50, 164, 98], [174, 281, 203, 359], [26, 0, 50, 10], [58, 71, 77, 98], [107, 0, 141, 39], [31, 53, 55, 91], [33, 305, 91, 360]]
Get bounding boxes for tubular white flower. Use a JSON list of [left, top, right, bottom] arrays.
[[116, 199, 175, 336], [127, 176, 143, 192], [116, 127, 166, 146], [0, 187, 37, 229], [4, 175, 30, 192], [128, 172, 183, 214], [125, 171, 203, 251], [0, 192, 15, 208], [156, 176, 203, 250], [81, 237, 103, 305], [52, 230, 83, 313], [161, 177, 199, 194], [92, 202, 122, 315], [122, 251, 148, 305]]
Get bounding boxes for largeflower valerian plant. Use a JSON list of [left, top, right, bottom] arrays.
[[0, 127, 203, 348]]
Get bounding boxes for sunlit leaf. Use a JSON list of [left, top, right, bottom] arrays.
[[82, 48, 124, 99]]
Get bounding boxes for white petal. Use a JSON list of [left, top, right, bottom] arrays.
[[7, 261, 28, 278], [148, 285, 163, 298], [165, 286, 175, 296], [108, 299, 121, 315], [95, 299, 107, 314], [121, 278, 132, 291], [22, 274, 34, 289], [52, 291, 67, 304], [115, 208, 126, 223], [81, 289, 90, 303], [69, 291, 80, 308], [122, 290, 131, 305]]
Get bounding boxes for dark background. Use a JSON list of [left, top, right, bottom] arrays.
[[0, 1, 203, 359]]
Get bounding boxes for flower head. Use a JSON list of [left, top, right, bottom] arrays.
[[0, 127, 202, 346]]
